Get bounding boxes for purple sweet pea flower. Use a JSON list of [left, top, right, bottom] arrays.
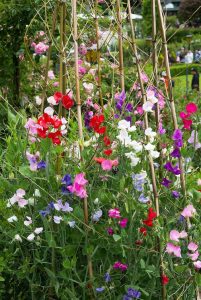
[[125, 103, 133, 112], [123, 296, 132, 300], [37, 160, 46, 169], [138, 193, 149, 203], [161, 178, 172, 187], [61, 174, 72, 195], [96, 287, 105, 292], [127, 288, 141, 299], [114, 114, 120, 119], [104, 272, 111, 283], [92, 209, 103, 222], [172, 191, 180, 198], [170, 148, 181, 158], [172, 129, 183, 148], [164, 162, 181, 175]]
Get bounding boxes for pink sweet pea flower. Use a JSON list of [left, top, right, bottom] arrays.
[[74, 173, 88, 186], [181, 204, 196, 218], [113, 261, 128, 271], [194, 261, 201, 269], [119, 218, 128, 228], [101, 160, 112, 170], [140, 72, 149, 83], [108, 208, 121, 219], [67, 173, 88, 199], [188, 250, 199, 261], [169, 230, 188, 242], [166, 243, 182, 258], [188, 242, 198, 252]]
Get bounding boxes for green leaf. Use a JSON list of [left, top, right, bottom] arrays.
[[0, 276, 5, 282], [113, 234, 121, 242], [140, 259, 145, 269], [62, 259, 71, 269]]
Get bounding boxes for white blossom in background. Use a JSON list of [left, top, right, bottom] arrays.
[[7, 215, 18, 223]]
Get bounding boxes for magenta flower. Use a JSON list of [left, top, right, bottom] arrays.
[[181, 204, 196, 218], [108, 208, 121, 219], [113, 261, 128, 271], [107, 227, 114, 235], [119, 218, 128, 228], [166, 243, 182, 258], [68, 173, 88, 199]]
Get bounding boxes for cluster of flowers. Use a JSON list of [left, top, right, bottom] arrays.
[[132, 171, 150, 204], [31, 31, 49, 55], [139, 208, 157, 238], [67, 173, 88, 199], [123, 287, 141, 300], [179, 102, 198, 130], [88, 113, 119, 171], [25, 112, 67, 145], [26, 151, 46, 171], [47, 91, 74, 110], [166, 204, 201, 269]]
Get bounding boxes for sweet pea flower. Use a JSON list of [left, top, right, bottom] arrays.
[[7, 189, 28, 208], [119, 218, 128, 228], [113, 261, 128, 271], [108, 208, 121, 219], [83, 82, 94, 94], [27, 233, 35, 241], [67, 173, 88, 199], [107, 227, 114, 235], [188, 131, 201, 149], [188, 242, 198, 252], [186, 102, 198, 114], [194, 261, 201, 269], [53, 216, 63, 224], [188, 250, 199, 261], [92, 209, 103, 222], [181, 204, 196, 218], [24, 216, 32, 226], [166, 243, 181, 258], [169, 230, 187, 242], [140, 72, 148, 83], [14, 234, 22, 242], [34, 227, 43, 234], [7, 215, 18, 223], [48, 70, 55, 80]]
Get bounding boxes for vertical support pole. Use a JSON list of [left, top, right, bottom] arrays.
[[72, 0, 94, 293], [157, 0, 186, 195], [41, 3, 58, 113], [95, 0, 104, 108], [116, 0, 125, 91], [59, 1, 66, 118]]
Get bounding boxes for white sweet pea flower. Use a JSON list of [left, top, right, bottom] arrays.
[[34, 189, 41, 197], [150, 150, 160, 159], [28, 197, 35, 205], [47, 96, 57, 105], [118, 120, 131, 130], [27, 233, 35, 241], [35, 96, 42, 105], [144, 143, 155, 151], [44, 106, 54, 116], [147, 90, 158, 104], [34, 227, 43, 234], [24, 216, 32, 226], [14, 234, 22, 242], [145, 128, 156, 138], [7, 215, 18, 223], [68, 221, 76, 228], [129, 141, 143, 152], [128, 125, 137, 132], [142, 101, 153, 112], [125, 152, 140, 166], [117, 129, 131, 146]]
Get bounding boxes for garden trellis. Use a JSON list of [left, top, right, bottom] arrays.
[[1, 0, 201, 299]]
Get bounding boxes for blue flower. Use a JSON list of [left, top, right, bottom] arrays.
[[62, 174, 72, 186], [127, 288, 141, 298], [37, 160, 46, 169], [92, 209, 103, 222], [96, 287, 105, 292], [104, 272, 111, 283], [138, 193, 149, 203]]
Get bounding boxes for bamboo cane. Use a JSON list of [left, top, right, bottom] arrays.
[[156, 0, 186, 196], [116, 0, 125, 91], [127, 2, 166, 299], [72, 0, 94, 291], [95, 0, 104, 109], [41, 2, 58, 113]]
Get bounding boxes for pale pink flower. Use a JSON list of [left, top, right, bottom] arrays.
[[53, 81, 59, 87], [181, 204, 196, 218], [179, 231, 188, 238], [188, 242, 198, 252], [83, 82, 94, 94], [108, 208, 121, 219], [197, 179, 201, 186], [169, 230, 187, 242], [188, 250, 199, 261], [194, 261, 201, 269], [27, 233, 35, 241], [34, 42, 49, 55], [48, 70, 55, 80], [24, 216, 32, 226], [34, 227, 43, 234], [140, 72, 149, 83], [166, 243, 181, 258]]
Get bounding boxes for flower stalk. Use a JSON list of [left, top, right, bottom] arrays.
[[116, 0, 125, 91]]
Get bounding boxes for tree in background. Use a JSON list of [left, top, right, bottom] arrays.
[[179, 0, 201, 24], [142, 0, 159, 36]]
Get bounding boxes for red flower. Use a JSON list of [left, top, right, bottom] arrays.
[[62, 94, 74, 109], [148, 208, 157, 220], [139, 227, 147, 236], [161, 274, 169, 285], [143, 219, 153, 227], [104, 149, 113, 156], [183, 119, 192, 130], [103, 136, 111, 146], [89, 114, 105, 134], [94, 157, 105, 164], [54, 92, 63, 103]]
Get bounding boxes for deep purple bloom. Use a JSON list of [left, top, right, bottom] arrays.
[[114, 114, 120, 119], [172, 129, 183, 148], [115, 90, 126, 102], [37, 160, 46, 169], [127, 288, 141, 298], [96, 287, 105, 292], [178, 215, 185, 223], [125, 116, 132, 123], [62, 174, 72, 186], [161, 178, 172, 187], [164, 162, 181, 175], [125, 103, 133, 112], [116, 101, 124, 111], [172, 191, 180, 198], [170, 148, 181, 158], [104, 272, 111, 283], [39, 201, 54, 217], [84, 111, 93, 130]]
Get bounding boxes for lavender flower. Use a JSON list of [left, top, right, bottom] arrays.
[[92, 209, 103, 222], [127, 288, 141, 298], [104, 272, 111, 283], [138, 193, 149, 203], [172, 191, 180, 198], [37, 160, 46, 169], [96, 287, 105, 292], [172, 129, 183, 148]]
